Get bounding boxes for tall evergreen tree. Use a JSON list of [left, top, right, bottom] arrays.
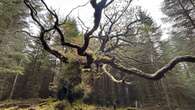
[[0, 0, 27, 74]]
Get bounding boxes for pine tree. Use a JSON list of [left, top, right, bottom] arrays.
[[0, 0, 27, 74]]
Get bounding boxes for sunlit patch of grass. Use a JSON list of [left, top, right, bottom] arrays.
[[72, 102, 96, 110]]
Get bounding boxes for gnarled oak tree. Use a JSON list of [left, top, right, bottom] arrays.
[[23, 0, 195, 84]]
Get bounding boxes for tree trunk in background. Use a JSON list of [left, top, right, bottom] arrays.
[[0, 74, 15, 100], [183, 63, 192, 78], [9, 73, 19, 99], [161, 78, 172, 110]]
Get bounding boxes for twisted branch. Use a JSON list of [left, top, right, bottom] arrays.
[[99, 55, 195, 80]]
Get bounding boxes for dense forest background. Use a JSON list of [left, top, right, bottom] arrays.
[[0, 0, 195, 110]]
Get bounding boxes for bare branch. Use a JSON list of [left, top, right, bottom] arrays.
[[77, 16, 90, 31], [102, 64, 133, 85], [99, 55, 195, 80], [95, 0, 140, 53], [177, 0, 195, 29], [64, 1, 89, 23], [103, 0, 132, 35], [104, 0, 114, 8], [24, 0, 79, 63], [16, 30, 39, 38], [24, 0, 44, 29], [39, 30, 69, 63]]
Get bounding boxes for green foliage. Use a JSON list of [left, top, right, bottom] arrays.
[[63, 19, 79, 38], [0, 66, 24, 75], [162, 0, 195, 37], [0, 0, 26, 31], [55, 61, 84, 102], [0, 0, 27, 75]]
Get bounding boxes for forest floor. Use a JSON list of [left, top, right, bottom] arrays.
[[0, 98, 139, 110]]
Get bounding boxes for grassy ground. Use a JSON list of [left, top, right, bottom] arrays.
[[0, 98, 137, 110]]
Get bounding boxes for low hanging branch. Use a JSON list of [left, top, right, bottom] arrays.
[[99, 55, 195, 80], [24, 0, 195, 83]]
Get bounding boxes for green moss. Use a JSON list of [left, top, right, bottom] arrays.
[[0, 99, 138, 110]]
